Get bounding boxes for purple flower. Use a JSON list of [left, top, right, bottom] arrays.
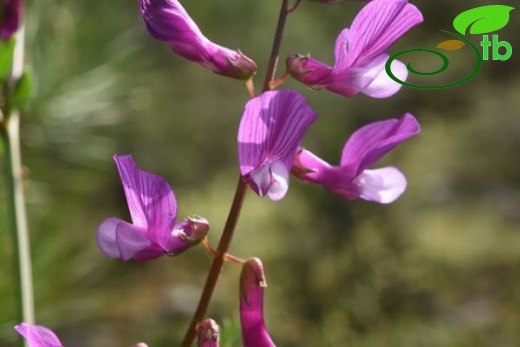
[[197, 319, 220, 347], [238, 90, 317, 201], [286, 0, 423, 98], [240, 258, 276, 347], [15, 323, 64, 347], [292, 114, 420, 203], [310, 0, 371, 3], [1, 0, 22, 41], [96, 155, 209, 262], [140, 0, 257, 80]]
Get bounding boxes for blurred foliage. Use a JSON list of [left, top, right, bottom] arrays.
[[1, 0, 520, 346]]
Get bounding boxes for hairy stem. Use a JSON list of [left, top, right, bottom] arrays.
[[180, 1, 291, 345]]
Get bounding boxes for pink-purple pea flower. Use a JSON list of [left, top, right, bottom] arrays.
[[1, 0, 22, 40], [240, 258, 276, 347], [15, 323, 148, 347], [140, 0, 257, 80], [292, 113, 420, 203], [286, 0, 423, 98], [238, 90, 317, 201], [96, 155, 209, 262], [15, 323, 64, 347]]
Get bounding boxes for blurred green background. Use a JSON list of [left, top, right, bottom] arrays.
[[1, 0, 520, 346]]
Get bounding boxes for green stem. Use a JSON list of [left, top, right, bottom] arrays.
[[1, 21, 35, 339], [180, 1, 291, 345]]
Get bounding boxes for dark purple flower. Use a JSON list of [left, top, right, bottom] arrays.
[[96, 155, 209, 262], [1, 0, 22, 40], [286, 0, 423, 98], [140, 0, 257, 80], [292, 114, 420, 203], [197, 319, 220, 347], [15, 323, 64, 347], [238, 90, 317, 201], [240, 258, 276, 347]]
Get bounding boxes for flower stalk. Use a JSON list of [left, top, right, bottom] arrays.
[[0, 18, 35, 346], [180, 0, 292, 345]]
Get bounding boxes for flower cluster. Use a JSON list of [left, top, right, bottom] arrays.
[[16, 0, 423, 345]]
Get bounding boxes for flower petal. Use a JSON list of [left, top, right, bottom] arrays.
[[340, 113, 420, 175], [292, 148, 332, 183], [96, 217, 124, 258], [285, 54, 333, 87], [240, 258, 276, 347], [115, 222, 154, 261], [238, 90, 317, 199], [113, 155, 177, 249], [140, 0, 256, 79], [333, 28, 350, 69], [354, 167, 407, 203], [345, 0, 423, 67], [361, 56, 408, 98], [15, 323, 64, 347], [266, 161, 289, 201], [140, 0, 206, 59]]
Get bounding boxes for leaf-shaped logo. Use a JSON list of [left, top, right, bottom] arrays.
[[453, 5, 514, 35], [437, 40, 465, 51]]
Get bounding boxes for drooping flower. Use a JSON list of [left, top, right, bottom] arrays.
[[286, 0, 423, 98], [96, 155, 209, 262], [1, 0, 22, 41], [140, 0, 257, 80], [240, 258, 276, 347], [238, 89, 317, 201], [15, 323, 64, 347], [197, 319, 220, 347], [292, 113, 420, 203]]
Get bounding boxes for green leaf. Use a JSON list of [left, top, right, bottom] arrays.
[[12, 70, 33, 110], [453, 5, 515, 35], [0, 38, 16, 81]]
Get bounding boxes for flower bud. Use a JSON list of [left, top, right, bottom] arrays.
[[197, 319, 219, 347], [1, 0, 22, 41], [240, 258, 276, 347]]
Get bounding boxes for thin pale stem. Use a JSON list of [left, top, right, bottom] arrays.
[[1, 20, 35, 346], [180, 1, 291, 345], [202, 237, 245, 265]]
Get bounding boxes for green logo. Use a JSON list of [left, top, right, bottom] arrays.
[[386, 5, 514, 89]]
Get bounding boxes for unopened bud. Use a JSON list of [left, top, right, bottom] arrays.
[[239, 258, 276, 347], [197, 319, 219, 347]]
